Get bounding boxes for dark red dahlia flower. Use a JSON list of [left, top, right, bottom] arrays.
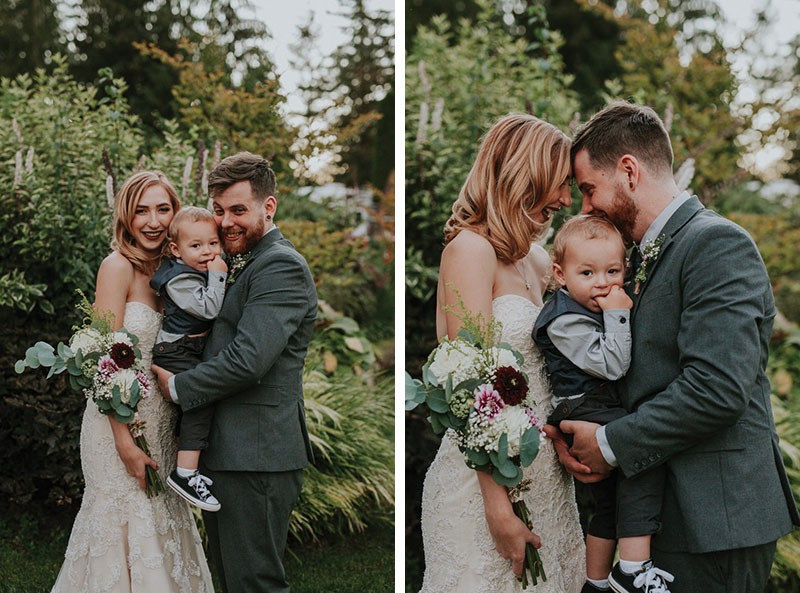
[[110, 342, 136, 369], [494, 366, 528, 406]]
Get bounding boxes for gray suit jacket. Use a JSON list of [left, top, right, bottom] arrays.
[[175, 228, 317, 472], [607, 197, 799, 553]]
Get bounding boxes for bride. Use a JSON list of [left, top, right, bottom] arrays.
[[420, 113, 585, 593], [51, 171, 213, 593]]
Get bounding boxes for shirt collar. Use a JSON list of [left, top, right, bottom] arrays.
[[640, 191, 691, 248]]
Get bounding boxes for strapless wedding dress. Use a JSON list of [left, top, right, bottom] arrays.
[[51, 301, 213, 593], [420, 295, 585, 593]]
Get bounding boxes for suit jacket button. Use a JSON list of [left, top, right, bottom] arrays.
[[634, 461, 642, 470]]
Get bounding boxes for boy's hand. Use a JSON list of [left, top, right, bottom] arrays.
[[207, 254, 228, 273], [595, 285, 632, 311]]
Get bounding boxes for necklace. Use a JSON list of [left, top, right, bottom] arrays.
[[513, 261, 532, 291]]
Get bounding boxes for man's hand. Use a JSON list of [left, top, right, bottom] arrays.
[[150, 364, 175, 403], [559, 420, 613, 476], [543, 424, 608, 484]]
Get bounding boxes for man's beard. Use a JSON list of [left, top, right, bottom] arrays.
[[606, 182, 638, 243], [224, 217, 266, 256]]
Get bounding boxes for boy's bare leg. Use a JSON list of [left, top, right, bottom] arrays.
[[586, 535, 616, 579], [618, 535, 650, 563], [177, 449, 201, 472]]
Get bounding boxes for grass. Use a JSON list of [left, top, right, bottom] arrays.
[[0, 507, 393, 593]]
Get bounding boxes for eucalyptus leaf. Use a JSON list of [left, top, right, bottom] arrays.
[[492, 466, 522, 488], [519, 428, 541, 466], [465, 447, 490, 466], [111, 385, 122, 408], [422, 362, 439, 387], [405, 373, 424, 409], [57, 342, 73, 359], [426, 389, 449, 414], [38, 350, 57, 367], [429, 413, 445, 435], [68, 374, 82, 392]]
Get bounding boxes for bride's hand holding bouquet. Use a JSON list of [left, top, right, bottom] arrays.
[[406, 305, 548, 587], [15, 292, 165, 497]]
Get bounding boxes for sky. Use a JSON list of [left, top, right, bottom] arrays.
[[248, 0, 395, 115]]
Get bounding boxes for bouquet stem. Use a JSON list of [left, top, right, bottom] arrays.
[[133, 433, 165, 498], [512, 499, 546, 588]]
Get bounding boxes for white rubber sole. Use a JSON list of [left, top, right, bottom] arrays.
[[167, 475, 221, 512]]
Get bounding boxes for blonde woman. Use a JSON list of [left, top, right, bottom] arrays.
[[420, 114, 585, 592], [51, 172, 214, 593]]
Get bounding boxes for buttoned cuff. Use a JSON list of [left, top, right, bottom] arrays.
[[168, 375, 180, 405], [602, 309, 630, 332], [208, 270, 228, 286], [596, 425, 619, 467]]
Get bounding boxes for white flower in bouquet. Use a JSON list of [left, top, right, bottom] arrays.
[[489, 347, 520, 371], [69, 327, 105, 356], [111, 368, 140, 404], [110, 331, 134, 348], [427, 340, 481, 387]]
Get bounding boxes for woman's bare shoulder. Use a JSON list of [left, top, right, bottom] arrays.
[[98, 251, 135, 279], [443, 229, 496, 262]]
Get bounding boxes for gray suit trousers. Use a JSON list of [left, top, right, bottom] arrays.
[[653, 540, 776, 593], [202, 466, 304, 593]]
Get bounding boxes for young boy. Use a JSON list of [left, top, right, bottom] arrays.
[[532, 215, 673, 593], [150, 206, 228, 512]]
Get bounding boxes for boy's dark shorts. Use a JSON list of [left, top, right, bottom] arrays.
[[152, 334, 206, 374]]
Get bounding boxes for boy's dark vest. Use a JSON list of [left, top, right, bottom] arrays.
[[149, 260, 213, 336], [532, 289, 607, 399]]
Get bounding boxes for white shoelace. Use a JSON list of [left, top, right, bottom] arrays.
[[187, 473, 214, 500], [633, 565, 674, 593]]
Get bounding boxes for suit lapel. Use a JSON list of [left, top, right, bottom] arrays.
[[632, 197, 705, 315]]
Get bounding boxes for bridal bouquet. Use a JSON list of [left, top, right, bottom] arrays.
[[406, 311, 547, 587], [15, 294, 165, 497]]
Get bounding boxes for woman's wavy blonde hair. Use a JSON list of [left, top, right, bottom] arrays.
[[443, 113, 571, 263], [111, 171, 181, 275]]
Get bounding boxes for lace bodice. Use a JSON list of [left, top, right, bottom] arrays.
[[420, 295, 585, 593], [491, 295, 554, 423], [51, 302, 213, 593]]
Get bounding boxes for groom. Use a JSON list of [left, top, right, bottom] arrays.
[[559, 102, 799, 592], [153, 152, 317, 593]]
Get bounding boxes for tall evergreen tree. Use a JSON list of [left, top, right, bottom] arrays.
[[325, 0, 395, 189]]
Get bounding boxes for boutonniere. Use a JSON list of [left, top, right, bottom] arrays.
[[634, 234, 665, 295], [226, 252, 252, 286]]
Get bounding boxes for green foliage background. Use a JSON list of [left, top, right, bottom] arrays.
[[0, 55, 394, 548], [404, 1, 800, 590]]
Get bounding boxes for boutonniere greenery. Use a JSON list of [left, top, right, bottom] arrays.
[[226, 252, 252, 286], [634, 234, 665, 295]]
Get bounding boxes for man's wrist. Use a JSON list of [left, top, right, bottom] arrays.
[[596, 425, 619, 467], [168, 375, 180, 405]]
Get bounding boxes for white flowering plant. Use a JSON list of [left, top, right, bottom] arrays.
[[406, 307, 547, 587], [15, 292, 164, 497]]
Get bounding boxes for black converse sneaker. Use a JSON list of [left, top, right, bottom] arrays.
[[582, 582, 610, 593], [609, 561, 674, 593], [167, 470, 221, 512]]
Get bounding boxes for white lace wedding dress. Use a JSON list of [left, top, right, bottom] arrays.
[[51, 301, 214, 593], [420, 295, 586, 593]]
